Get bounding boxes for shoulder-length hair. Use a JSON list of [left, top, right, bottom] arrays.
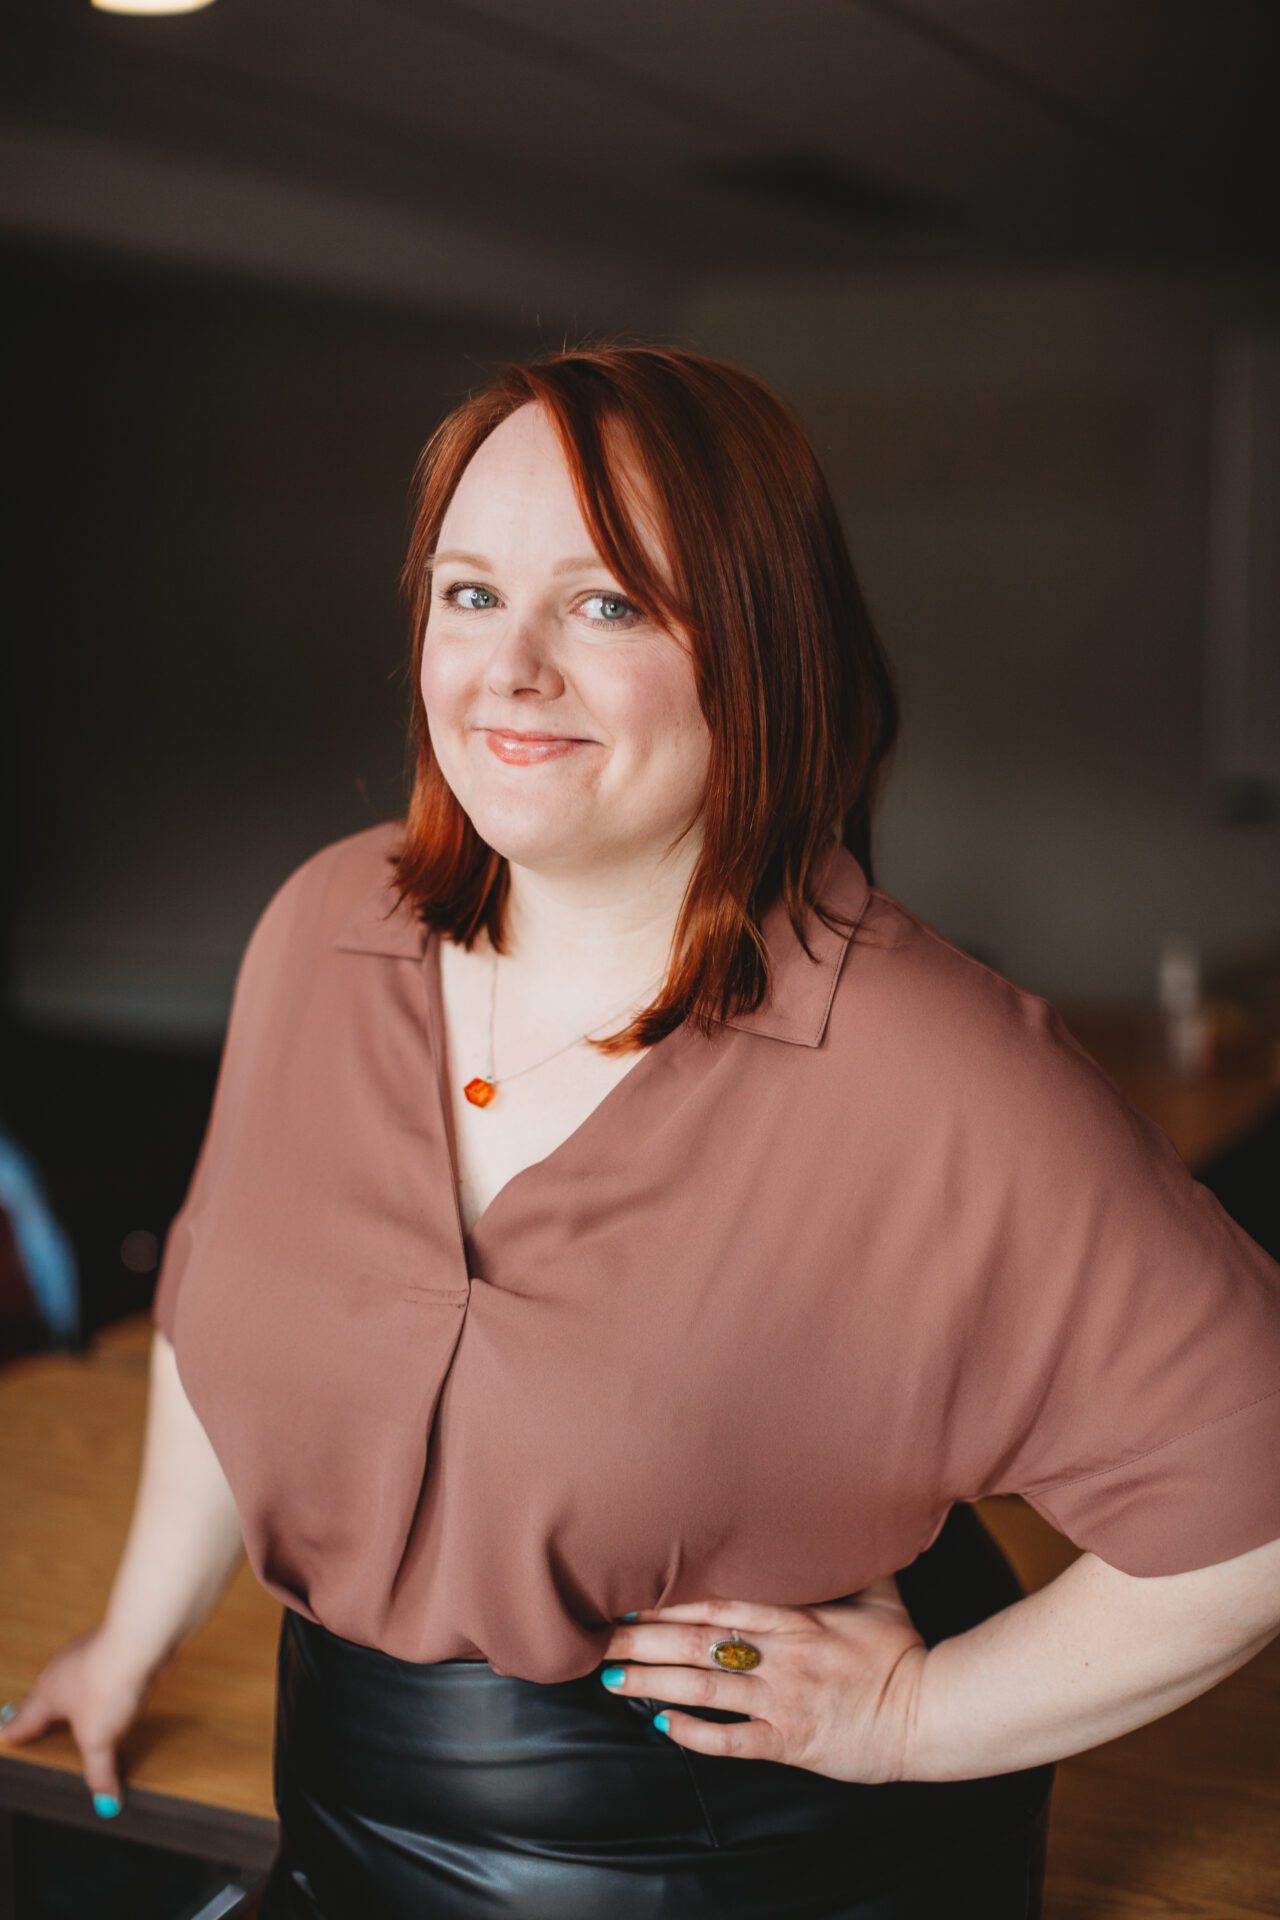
[[387, 338, 900, 1055]]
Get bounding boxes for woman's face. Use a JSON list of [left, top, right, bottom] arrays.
[[421, 402, 710, 881]]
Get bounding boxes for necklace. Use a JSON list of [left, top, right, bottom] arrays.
[[462, 948, 667, 1108]]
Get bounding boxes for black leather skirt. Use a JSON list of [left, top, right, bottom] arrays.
[[259, 1506, 1055, 1919]]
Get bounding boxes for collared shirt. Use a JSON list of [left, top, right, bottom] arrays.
[[153, 821, 1280, 1680]]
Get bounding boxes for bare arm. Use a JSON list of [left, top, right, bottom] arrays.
[[903, 1532, 1280, 1781], [98, 1329, 246, 1684]]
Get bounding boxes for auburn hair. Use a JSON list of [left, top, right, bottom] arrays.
[[386, 338, 901, 1056]]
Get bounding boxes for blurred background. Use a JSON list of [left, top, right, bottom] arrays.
[[5, 0, 1280, 1351], [3, 3, 1279, 1326], [1, 5, 1279, 1908]]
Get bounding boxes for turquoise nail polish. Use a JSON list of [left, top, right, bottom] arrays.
[[600, 1666, 626, 1688], [0, 1702, 16, 1723], [93, 1792, 121, 1819], [620, 1611, 638, 1620], [652, 1712, 670, 1733]]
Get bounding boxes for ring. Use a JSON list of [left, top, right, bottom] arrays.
[[707, 1628, 761, 1671]]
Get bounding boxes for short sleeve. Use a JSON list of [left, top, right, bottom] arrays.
[[958, 994, 1280, 1576], [150, 862, 307, 1344]]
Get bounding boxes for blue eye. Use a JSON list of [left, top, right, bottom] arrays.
[[436, 582, 643, 631], [579, 593, 642, 630], [438, 583, 497, 612]]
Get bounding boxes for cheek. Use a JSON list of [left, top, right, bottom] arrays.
[[419, 633, 473, 718], [620, 681, 709, 789], [592, 649, 706, 756]]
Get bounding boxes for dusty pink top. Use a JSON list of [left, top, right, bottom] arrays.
[[152, 821, 1280, 1680]]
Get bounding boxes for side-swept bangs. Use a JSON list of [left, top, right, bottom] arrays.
[[388, 340, 900, 1053]]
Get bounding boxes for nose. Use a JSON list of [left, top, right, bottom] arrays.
[[484, 612, 564, 698]]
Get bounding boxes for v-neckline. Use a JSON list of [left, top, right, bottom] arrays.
[[419, 926, 691, 1275]]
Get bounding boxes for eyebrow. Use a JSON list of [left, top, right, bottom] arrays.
[[426, 549, 611, 577]]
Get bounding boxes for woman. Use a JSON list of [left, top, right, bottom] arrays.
[[4, 344, 1280, 1918]]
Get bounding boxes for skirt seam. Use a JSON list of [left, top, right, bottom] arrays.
[[675, 1746, 721, 1850]]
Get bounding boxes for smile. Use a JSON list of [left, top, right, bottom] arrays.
[[483, 730, 591, 765]]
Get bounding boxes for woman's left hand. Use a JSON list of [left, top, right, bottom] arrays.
[[599, 1578, 927, 1784]]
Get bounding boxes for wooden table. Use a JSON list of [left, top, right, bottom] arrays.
[[0, 1314, 278, 1913], [1052, 996, 1279, 1171]]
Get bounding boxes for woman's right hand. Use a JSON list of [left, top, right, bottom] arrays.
[[0, 1625, 163, 1815]]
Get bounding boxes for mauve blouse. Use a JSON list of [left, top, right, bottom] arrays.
[[152, 820, 1280, 1681]]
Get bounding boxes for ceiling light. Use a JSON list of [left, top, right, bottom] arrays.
[[91, 0, 218, 15]]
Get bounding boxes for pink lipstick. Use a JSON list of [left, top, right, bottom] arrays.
[[484, 730, 589, 765]]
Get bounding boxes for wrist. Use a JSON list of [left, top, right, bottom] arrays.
[[898, 1636, 969, 1784], [95, 1612, 178, 1688], [884, 1640, 932, 1784]]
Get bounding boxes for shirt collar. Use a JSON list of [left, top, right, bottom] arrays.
[[331, 837, 871, 1048]]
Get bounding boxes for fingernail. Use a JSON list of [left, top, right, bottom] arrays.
[[600, 1666, 626, 1688], [652, 1712, 670, 1733], [0, 1703, 16, 1723], [93, 1793, 121, 1819], [619, 1611, 638, 1620]]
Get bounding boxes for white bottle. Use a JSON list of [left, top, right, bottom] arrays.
[[1157, 935, 1210, 1077]]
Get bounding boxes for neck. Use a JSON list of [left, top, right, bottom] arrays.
[[496, 840, 699, 1002]]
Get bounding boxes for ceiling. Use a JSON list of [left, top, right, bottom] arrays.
[[1, 0, 1275, 327]]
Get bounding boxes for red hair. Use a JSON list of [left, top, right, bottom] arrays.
[[387, 338, 901, 1055]]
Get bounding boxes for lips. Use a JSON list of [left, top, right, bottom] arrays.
[[486, 730, 580, 743], [483, 728, 590, 764]]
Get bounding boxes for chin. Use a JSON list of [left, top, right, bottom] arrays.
[[466, 806, 587, 867]]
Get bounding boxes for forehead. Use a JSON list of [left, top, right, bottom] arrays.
[[439, 404, 665, 573], [437, 406, 590, 550], [457, 402, 565, 482]]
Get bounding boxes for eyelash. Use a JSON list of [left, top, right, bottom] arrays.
[[434, 581, 644, 631]]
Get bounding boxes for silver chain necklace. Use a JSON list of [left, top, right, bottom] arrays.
[[462, 949, 666, 1109]]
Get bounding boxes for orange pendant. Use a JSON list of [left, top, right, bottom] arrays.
[[463, 1077, 497, 1108]]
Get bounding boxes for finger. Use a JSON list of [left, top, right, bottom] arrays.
[[600, 1661, 761, 1714], [79, 1737, 124, 1814], [0, 1695, 57, 1744], [852, 1574, 904, 1605], [650, 1707, 781, 1762], [847, 1576, 915, 1621], [606, 1621, 770, 1673], [616, 1597, 792, 1636]]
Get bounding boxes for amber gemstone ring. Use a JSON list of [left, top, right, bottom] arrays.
[[708, 1630, 761, 1671]]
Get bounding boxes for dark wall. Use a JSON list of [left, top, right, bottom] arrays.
[[2, 242, 544, 1340], [6, 239, 545, 1043]]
